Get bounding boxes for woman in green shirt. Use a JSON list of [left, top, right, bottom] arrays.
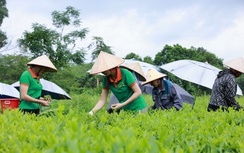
[[19, 55, 57, 115], [89, 51, 147, 115]]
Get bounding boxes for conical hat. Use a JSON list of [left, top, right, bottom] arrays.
[[120, 62, 146, 81], [89, 51, 125, 74], [27, 55, 57, 72], [224, 57, 244, 73], [141, 69, 167, 85]]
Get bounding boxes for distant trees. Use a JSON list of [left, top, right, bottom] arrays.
[[0, 54, 30, 84], [125, 53, 142, 61], [143, 56, 154, 64], [18, 6, 88, 68], [1, 44, 243, 95], [154, 44, 223, 69]]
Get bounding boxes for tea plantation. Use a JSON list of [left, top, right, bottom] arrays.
[[0, 89, 243, 153]]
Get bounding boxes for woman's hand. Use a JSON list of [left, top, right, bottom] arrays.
[[39, 97, 51, 106], [111, 103, 123, 110]]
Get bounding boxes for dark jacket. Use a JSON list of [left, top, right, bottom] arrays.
[[151, 79, 182, 110]]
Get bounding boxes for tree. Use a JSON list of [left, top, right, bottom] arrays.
[[124, 53, 142, 61], [0, 54, 30, 84], [143, 56, 154, 64], [50, 63, 102, 94], [88, 36, 114, 61], [190, 47, 223, 69], [0, 0, 8, 50], [154, 44, 223, 67], [18, 6, 88, 68]]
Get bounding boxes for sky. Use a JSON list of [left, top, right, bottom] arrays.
[[2, 0, 244, 63]]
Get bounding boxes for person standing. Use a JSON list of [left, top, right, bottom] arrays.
[[142, 69, 183, 111], [89, 51, 147, 115], [19, 55, 57, 115], [207, 57, 244, 111]]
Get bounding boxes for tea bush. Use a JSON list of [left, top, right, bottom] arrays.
[[0, 91, 243, 153]]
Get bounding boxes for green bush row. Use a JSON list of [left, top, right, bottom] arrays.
[[0, 92, 243, 153]]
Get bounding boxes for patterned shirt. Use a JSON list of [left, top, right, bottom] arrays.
[[209, 69, 241, 108], [151, 79, 182, 110]]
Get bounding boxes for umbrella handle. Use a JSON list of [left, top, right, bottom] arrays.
[[191, 85, 200, 110]]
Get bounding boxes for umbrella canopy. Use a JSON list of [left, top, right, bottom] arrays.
[[161, 59, 243, 95], [123, 59, 162, 75], [0, 82, 20, 99], [173, 83, 195, 104], [11, 78, 71, 100]]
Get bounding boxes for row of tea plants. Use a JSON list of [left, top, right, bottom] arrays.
[[0, 89, 243, 153]]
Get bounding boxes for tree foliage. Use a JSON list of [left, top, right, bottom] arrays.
[[88, 36, 114, 61], [17, 6, 88, 68], [0, 54, 30, 84], [154, 44, 223, 69], [50, 63, 102, 94], [143, 56, 154, 64], [0, 0, 8, 49], [124, 53, 142, 61]]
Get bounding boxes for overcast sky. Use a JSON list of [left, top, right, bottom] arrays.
[[2, 0, 244, 63]]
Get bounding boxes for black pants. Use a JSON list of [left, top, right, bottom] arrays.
[[20, 109, 40, 115], [207, 104, 226, 112]]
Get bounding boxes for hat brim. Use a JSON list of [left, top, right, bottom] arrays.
[[224, 57, 244, 73], [141, 74, 165, 85], [141, 69, 167, 86], [27, 55, 57, 72], [27, 63, 57, 72], [89, 51, 125, 74], [120, 63, 146, 81]]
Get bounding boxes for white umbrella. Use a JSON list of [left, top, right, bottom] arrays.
[[161, 59, 243, 95], [11, 78, 71, 100], [123, 59, 162, 76], [0, 82, 20, 99]]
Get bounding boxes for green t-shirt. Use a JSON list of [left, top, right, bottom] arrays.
[[19, 70, 42, 109], [103, 68, 147, 111]]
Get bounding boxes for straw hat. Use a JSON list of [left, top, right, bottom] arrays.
[[120, 62, 146, 81], [141, 69, 167, 85], [224, 57, 244, 73], [89, 51, 125, 74], [27, 55, 57, 72]]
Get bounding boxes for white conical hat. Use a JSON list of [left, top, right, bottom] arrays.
[[120, 62, 146, 81], [224, 57, 244, 73], [141, 69, 167, 85], [89, 51, 125, 74], [27, 55, 57, 72]]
